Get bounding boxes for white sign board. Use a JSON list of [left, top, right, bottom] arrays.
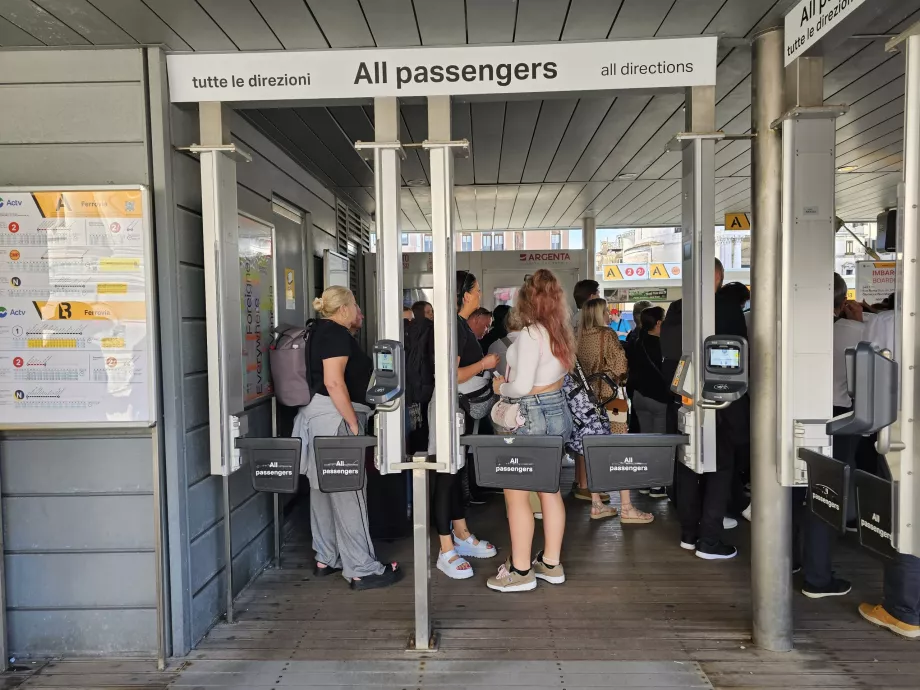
[[167, 37, 718, 103], [856, 260, 896, 303], [0, 187, 155, 428], [239, 214, 274, 406], [784, 0, 867, 65]]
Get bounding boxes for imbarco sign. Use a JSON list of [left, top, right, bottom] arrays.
[[167, 37, 718, 102]]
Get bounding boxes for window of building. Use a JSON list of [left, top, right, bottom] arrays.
[[461, 234, 472, 252], [494, 233, 505, 250], [482, 234, 493, 251], [845, 240, 854, 255], [423, 234, 433, 252], [514, 231, 524, 250], [551, 232, 561, 250], [401, 233, 409, 246]]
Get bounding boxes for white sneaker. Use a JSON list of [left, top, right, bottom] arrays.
[[742, 504, 752, 522], [723, 516, 738, 530], [680, 540, 696, 551]]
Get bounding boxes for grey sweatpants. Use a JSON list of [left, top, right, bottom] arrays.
[[633, 390, 668, 434], [310, 487, 385, 579]]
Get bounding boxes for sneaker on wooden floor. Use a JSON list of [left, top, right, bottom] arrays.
[[859, 603, 920, 639], [487, 562, 537, 592], [533, 551, 566, 585]]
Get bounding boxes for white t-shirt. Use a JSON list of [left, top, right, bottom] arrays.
[[833, 317, 866, 408], [500, 324, 568, 398], [865, 309, 896, 355]]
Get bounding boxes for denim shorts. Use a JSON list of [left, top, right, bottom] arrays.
[[513, 389, 573, 439]]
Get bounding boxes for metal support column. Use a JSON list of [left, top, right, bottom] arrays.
[[750, 27, 793, 652], [677, 86, 717, 474], [581, 216, 596, 282]]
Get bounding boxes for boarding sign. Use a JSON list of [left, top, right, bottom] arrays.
[[167, 37, 718, 103], [855, 260, 896, 303], [0, 187, 155, 428], [784, 0, 867, 65]]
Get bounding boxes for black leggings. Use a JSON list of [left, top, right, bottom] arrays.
[[434, 471, 466, 537]]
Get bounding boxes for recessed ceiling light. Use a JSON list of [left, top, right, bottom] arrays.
[[836, 165, 858, 173], [406, 179, 427, 186], [616, 173, 638, 180]]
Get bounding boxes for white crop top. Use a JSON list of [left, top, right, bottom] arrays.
[[500, 324, 568, 398]]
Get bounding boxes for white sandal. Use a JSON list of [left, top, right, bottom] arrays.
[[453, 532, 497, 558], [437, 549, 474, 579]]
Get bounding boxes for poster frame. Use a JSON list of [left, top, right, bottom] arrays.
[[237, 210, 276, 409], [0, 185, 158, 431]]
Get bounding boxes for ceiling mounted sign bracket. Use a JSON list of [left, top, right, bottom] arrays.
[[665, 131, 725, 153], [175, 143, 252, 163], [354, 140, 406, 161]]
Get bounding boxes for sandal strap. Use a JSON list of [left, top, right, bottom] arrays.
[[439, 550, 469, 568]]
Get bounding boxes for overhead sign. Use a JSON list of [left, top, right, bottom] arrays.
[[724, 212, 750, 231], [855, 260, 896, 303], [0, 187, 155, 428], [519, 251, 571, 263], [602, 262, 681, 282], [167, 37, 718, 103], [784, 0, 867, 65]]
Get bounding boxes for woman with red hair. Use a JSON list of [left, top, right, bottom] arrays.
[[488, 269, 575, 592]]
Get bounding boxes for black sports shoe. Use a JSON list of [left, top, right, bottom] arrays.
[[846, 520, 858, 533], [802, 577, 851, 599], [695, 541, 738, 560], [648, 487, 668, 499]]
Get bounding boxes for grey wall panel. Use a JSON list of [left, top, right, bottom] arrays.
[[182, 375, 209, 431], [8, 609, 156, 657], [187, 476, 222, 542], [172, 153, 203, 212], [181, 321, 208, 375], [1, 437, 152, 493], [0, 83, 146, 144], [178, 264, 207, 319], [185, 427, 212, 488], [176, 207, 205, 266], [0, 48, 141, 82], [5, 552, 156, 608], [0, 144, 148, 187]]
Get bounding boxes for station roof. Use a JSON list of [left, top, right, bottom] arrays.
[[1, 0, 917, 230]]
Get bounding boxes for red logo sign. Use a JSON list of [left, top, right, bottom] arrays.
[[12, 357, 23, 368], [8, 222, 19, 234], [9, 250, 20, 260], [106, 357, 118, 368], [519, 252, 571, 263], [636, 267, 646, 277], [670, 266, 681, 276], [625, 267, 634, 277], [109, 222, 121, 234]]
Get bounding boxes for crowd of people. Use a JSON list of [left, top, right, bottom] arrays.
[[289, 264, 918, 638]]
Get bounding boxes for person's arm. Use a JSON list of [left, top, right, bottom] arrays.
[[499, 328, 540, 398], [459, 353, 499, 383], [322, 356, 361, 435]]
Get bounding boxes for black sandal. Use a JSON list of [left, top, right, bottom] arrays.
[[350, 562, 404, 591], [313, 563, 342, 577]]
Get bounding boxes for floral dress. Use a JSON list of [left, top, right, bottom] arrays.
[[576, 326, 629, 435]]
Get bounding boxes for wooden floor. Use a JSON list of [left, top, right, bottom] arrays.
[[5, 470, 919, 689]]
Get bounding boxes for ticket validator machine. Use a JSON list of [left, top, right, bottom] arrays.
[[366, 339, 406, 409], [671, 335, 750, 471]]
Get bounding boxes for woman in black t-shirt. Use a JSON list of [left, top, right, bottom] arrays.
[[293, 286, 402, 591], [431, 271, 499, 581]]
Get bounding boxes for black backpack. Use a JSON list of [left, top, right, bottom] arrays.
[[404, 319, 435, 405]]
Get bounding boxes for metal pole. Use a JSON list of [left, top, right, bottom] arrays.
[[222, 473, 233, 624], [750, 26, 793, 652], [581, 216, 596, 282]]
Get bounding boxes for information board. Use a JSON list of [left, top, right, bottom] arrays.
[[0, 187, 154, 428], [239, 213, 274, 405], [856, 260, 896, 304]]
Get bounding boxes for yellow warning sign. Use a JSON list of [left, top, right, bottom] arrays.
[[603, 265, 623, 280], [649, 263, 669, 279], [725, 212, 750, 230]]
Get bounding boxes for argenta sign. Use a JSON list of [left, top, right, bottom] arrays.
[[167, 37, 717, 103]]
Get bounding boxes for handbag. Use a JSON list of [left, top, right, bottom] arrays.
[[563, 358, 612, 455], [459, 381, 497, 420], [490, 397, 524, 432]]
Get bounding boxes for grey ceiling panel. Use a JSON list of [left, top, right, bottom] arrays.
[[656, 0, 725, 37], [508, 185, 542, 229], [555, 181, 612, 227], [87, 0, 191, 50], [361, 0, 420, 47], [465, 0, 517, 45], [475, 186, 497, 230], [716, 150, 751, 178], [401, 188, 429, 231], [607, 0, 675, 39], [858, 153, 902, 174], [307, 0, 374, 47], [452, 102, 474, 186], [455, 186, 477, 230], [591, 93, 683, 181], [617, 180, 678, 224], [398, 111, 430, 187], [409, 187, 431, 216], [525, 183, 564, 227], [837, 131, 903, 167], [836, 172, 892, 194], [33, 0, 134, 44], [545, 97, 615, 182], [401, 104, 430, 182], [716, 75, 751, 129], [492, 185, 518, 229], [0, 14, 42, 45], [198, 0, 283, 50], [561, 0, 622, 41], [596, 180, 654, 223], [637, 186, 682, 225], [498, 101, 541, 184], [293, 108, 374, 186], [837, 115, 903, 157], [249, 0, 328, 49], [705, 0, 780, 38], [836, 76, 903, 131], [243, 110, 338, 190], [618, 107, 685, 179], [521, 99, 578, 183], [326, 105, 375, 144], [822, 3, 920, 75], [749, 0, 800, 36], [580, 181, 631, 222], [541, 182, 587, 228], [413, 0, 466, 46], [642, 151, 681, 181], [514, 0, 569, 42], [0, 0, 89, 45], [825, 53, 902, 105], [143, 0, 236, 50], [471, 101, 506, 184], [714, 140, 750, 171]]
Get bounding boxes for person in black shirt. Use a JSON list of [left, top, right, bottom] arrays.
[[294, 286, 403, 591], [660, 258, 748, 561]]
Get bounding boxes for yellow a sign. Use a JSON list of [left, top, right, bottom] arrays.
[[725, 212, 750, 230], [603, 265, 623, 280]]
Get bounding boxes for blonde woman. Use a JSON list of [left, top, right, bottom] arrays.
[[292, 286, 403, 591], [577, 298, 653, 524]]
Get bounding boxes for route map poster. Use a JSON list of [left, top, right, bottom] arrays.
[[0, 188, 153, 427], [239, 214, 274, 405]]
